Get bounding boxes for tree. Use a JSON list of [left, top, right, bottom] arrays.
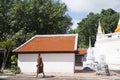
[[77, 13, 100, 48], [68, 28, 77, 34], [100, 9, 118, 33], [0, 0, 14, 41], [77, 9, 118, 48], [0, 40, 16, 72], [9, 0, 72, 44], [0, 0, 72, 45], [0, 0, 72, 69]]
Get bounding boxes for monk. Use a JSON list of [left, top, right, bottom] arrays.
[[36, 54, 45, 78]]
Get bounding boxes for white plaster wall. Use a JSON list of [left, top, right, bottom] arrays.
[[94, 39, 120, 70], [41, 53, 75, 73], [18, 54, 37, 73], [18, 53, 75, 73]]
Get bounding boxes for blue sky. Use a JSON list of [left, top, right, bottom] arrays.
[[60, 0, 120, 29]]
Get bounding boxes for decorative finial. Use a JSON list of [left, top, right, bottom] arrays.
[[115, 13, 120, 32], [97, 20, 103, 34], [89, 36, 91, 48], [118, 12, 120, 25]]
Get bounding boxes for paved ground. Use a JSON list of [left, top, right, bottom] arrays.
[[1, 71, 120, 80], [1, 67, 120, 80]]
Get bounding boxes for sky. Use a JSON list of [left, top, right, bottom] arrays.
[[60, 0, 120, 29]]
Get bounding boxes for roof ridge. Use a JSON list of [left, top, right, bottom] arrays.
[[34, 34, 78, 37]]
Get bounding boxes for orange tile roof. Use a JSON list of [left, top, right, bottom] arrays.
[[77, 49, 87, 55], [13, 34, 78, 53]]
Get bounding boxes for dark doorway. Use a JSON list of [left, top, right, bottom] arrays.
[[75, 55, 83, 66]]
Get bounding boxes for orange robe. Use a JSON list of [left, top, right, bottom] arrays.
[[36, 56, 43, 73]]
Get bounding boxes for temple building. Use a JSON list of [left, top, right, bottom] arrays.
[[13, 34, 79, 73]]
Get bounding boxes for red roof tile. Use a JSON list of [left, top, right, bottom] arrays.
[[77, 49, 87, 55], [13, 34, 78, 53]]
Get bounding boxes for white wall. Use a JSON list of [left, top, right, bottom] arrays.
[[18, 53, 75, 73], [42, 53, 75, 73], [94, 38, 120, 70], [18, 54, 37, 73]]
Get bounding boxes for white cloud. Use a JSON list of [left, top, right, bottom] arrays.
[[61, 0, 120, 29], [61, 0, 120, 13]]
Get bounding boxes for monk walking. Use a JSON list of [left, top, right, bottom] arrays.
[[36, 54, 45, 78]]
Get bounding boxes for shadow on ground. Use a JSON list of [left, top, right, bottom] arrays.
[[75, 67, 95, 73], [0, 78, 6, 80], [43, 75, 55, 78]]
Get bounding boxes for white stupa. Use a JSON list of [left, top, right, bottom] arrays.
[[93, 17, 120, 70], [83, 37, 95, 69]]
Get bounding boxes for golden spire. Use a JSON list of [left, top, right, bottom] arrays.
[[115, 13, 120, 32], [97, 20, 103, 34]]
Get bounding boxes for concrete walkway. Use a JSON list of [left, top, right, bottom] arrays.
[[0, 71, 120, 80], [1, 66, 120, 80], [1, 72, 119, 80]]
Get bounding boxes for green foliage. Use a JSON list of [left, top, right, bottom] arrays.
[[11, 65, 21, 74], [0, 0, 72, 45], [11, 55, 21, 74], [0, 40, 15, 49], [68, 29, 77, 34], [77, 12, 100, 48], [100, 9, 118, 33], [77, 8, 118, 48], [0, 40, 16, 72], [0, 0, 14, 40], [11, 55, 17, 65], [0, 0, 72, 70]]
